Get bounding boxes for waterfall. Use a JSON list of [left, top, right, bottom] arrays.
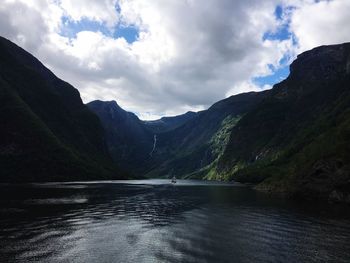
[[149, 134, 157, 157]]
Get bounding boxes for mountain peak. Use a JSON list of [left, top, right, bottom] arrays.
[[290, 42, 350, 81], [87, 100, 140, 123], [89, 100, 120, 108]]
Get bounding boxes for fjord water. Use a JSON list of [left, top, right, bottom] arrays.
[[0, 180, 350, 263]]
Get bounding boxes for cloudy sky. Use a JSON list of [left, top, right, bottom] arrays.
[[1, 0, 350, 119]]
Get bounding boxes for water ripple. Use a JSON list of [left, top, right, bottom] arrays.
[[0, 180, 349, 262]]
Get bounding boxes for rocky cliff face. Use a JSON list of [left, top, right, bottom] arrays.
[[289, 43, 350, 80]]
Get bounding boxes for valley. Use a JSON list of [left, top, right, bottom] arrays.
[[1, 36, 350, 202]]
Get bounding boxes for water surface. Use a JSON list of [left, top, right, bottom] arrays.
[[0, 179, 350, 262]]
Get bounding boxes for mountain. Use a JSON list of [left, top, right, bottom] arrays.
[[214, 43, 350, 202], [143, 111, 198, 133], [87, 101, 200, 174], [87, 100, 154, 174], [90, 91, 267, 178], [0, 36, 124, 182], [144, 91, 268, 178]]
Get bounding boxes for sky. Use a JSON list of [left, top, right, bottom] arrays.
[[1, 0, 350, 120]]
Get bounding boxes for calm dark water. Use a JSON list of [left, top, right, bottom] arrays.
[[0, 179, 350, 263]]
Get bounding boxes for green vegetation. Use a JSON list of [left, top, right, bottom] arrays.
[[210, 115, 241, 156]]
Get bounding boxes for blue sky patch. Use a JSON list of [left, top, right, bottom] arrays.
[[274, 5, 283, 20], [114, 26, 139, 43], [60, 16, 111, 38], [254, 65, 290, 87], [263, 5, 288, 41], [263, 23, 290, 41], [60, 16, 139, 44], [257, 5, 297, 88]]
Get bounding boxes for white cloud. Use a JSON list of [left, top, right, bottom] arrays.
[[226, 81, 272, 98], [60, 0, 119, 28], [0, 0, 50, 52], [289, 0, 350, 52], [0, 0, 349, 119]]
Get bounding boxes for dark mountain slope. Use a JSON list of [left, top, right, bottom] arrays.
[[0, 36, 123, 182], [216, 43, 350, 202], [87, 100, 154, 174]]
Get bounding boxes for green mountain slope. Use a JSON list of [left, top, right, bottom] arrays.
[[144, 91, 268, 178], [0, 36, 124, 182], [215, 43, 350, 201]]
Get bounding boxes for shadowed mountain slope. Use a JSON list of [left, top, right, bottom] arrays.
[[87, 100, 154, 174], [0, 36, 124, 182]]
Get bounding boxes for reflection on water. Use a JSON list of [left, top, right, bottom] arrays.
[[0, 179, 350, 263]]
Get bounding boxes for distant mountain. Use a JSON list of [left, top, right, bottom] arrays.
[[214, 43, 350, 202], [0, 36, 124, 182], [145, 91, 268, 178], [90, 92, 267, 178], [87, 101, 202, 174], [87, 100, 154, 174], [143, 111, 198, 133]]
